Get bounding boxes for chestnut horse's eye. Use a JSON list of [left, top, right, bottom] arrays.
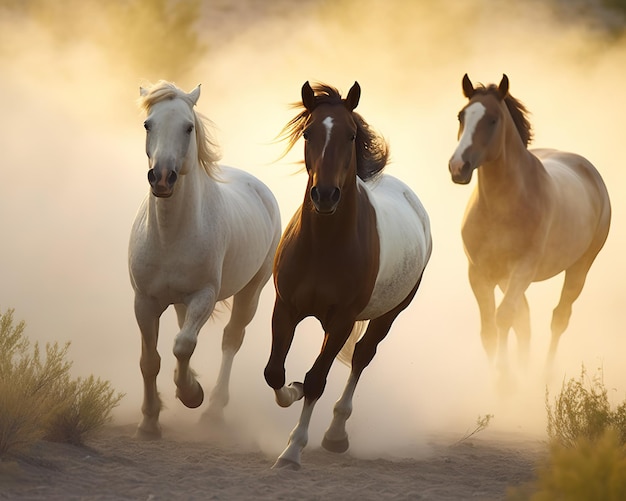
[[302, 130, 309, 140]]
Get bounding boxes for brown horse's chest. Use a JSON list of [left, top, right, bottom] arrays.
[[275, 241, 375, 319]]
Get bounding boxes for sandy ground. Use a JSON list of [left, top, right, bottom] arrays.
[[0, 423, 543, 501]]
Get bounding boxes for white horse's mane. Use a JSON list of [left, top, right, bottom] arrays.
[[138, 80, 221, 179]]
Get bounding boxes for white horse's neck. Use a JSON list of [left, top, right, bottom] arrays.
[[147, 163, 220, 244]]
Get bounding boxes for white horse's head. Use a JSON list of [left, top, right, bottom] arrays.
[[139, 82, 219, 198]]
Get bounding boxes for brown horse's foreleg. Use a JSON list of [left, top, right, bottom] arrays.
[[468, 265, 497, 361], [512, 293, 531, 368], [134, 294, 166, 440], [264, 298, 301, 406]]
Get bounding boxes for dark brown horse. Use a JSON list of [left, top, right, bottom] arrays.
[[448, 74, 611, 376], [264, 82, 432, 469]]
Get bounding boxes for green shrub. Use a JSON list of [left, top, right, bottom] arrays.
[[0, 308, 123, 455]]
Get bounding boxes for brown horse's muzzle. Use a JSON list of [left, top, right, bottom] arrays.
[[310, 185, 341, 214], [449, 157, 474, 185]]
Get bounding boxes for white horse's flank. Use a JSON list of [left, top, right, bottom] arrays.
[[129, 81, 281, 438]]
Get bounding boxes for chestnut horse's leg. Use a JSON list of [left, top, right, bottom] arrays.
[[134, 294, 166, 439], [468, 265, 497, 362], [512, 294, 531, 368], [323, 279, 422, 453], [264, 297, 302, 407]]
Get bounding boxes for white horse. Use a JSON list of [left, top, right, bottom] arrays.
[[129, 81, 281, 438]]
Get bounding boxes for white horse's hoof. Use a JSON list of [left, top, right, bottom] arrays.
[[176, 380, 204, 409], [272, 458, 301, 470], [322, 435, 349, 453]]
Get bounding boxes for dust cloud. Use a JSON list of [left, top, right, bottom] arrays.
[[0, 0, 625, 461]]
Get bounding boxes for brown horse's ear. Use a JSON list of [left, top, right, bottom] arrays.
[[302, 81, 316, 111], [498, 74, 509, 100], [345, 81, 361, 111], [462, 73, 474, 99]]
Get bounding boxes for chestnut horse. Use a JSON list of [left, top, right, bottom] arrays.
[[129, 81, 281, 438], [264, 82, 432, 469], [448, 74, 611, 374]]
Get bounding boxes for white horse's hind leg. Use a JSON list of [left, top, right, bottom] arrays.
[[322, 374, 358, 453], [134, 294, 165, 439], [173, 288, 217, 409], [273, 398, 318, 470], [203, 274, 268, 422]]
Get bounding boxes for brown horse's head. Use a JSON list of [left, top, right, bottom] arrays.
[[279, 82, 388, 215], [449, 74, 533, 185]]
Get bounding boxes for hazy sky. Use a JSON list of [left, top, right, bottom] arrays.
[[1, 0, 625, 458]]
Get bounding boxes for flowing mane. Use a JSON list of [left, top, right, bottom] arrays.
[[278, 83, 389, 181], [472, 83, 534, 147], [138, 80, 221, 178]]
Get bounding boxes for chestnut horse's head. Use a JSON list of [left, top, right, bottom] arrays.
[[279, 82, 388, 215]]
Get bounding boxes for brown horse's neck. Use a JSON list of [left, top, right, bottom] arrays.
[[300, 176, 361, 240], [476, 116, 545, 207]]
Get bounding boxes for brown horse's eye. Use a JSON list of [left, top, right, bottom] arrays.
[[302, 131, 309, 140]]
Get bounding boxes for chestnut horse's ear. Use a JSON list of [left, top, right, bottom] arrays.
[[302, 81, 316, 111], [498, 74, 509, 100], [345, 81, 361, 111], [462, 73, 474, 99]]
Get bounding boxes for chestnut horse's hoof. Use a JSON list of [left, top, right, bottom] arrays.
[[322, 435, 350, 453], [272, 458, 301, 471], [176, 381, 204, 409]]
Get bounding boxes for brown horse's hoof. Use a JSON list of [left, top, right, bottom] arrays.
[[272, 457, 301, 470], [322, 435, 350, 453], [176, 381, 204, 409]]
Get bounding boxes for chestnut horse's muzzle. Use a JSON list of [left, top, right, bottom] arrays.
[[449, 158, 474, 185], [310, 185, 341, 214]]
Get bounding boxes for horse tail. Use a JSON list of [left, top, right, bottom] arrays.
[[336, 321, 369, 367]]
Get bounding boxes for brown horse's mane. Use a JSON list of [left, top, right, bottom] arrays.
[[278, 83, 389, 181], [473, 83, 534, 147]]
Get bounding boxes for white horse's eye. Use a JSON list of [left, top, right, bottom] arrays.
[[144, 121, 151, 131], [186, 124, 194, 134]]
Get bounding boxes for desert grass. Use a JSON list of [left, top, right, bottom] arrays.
[[0, 308, 123, 456], [508, 365, 626, 500]]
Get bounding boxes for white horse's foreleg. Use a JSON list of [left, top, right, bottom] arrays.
[[322, 373, 358, 453], [173, 288, 216, 409], [273, 398, 317, 470], [134, 295, 165, 439]]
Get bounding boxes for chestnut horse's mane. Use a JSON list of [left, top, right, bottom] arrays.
[[278, 83, 389, 181]]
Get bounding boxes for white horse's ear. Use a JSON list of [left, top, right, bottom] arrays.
[[188, 85, 201, 106], [140, 86, 148, 97]]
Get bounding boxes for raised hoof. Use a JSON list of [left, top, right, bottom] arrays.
[[134, 424, 162, 441], [272, 458, 301, 471], [322, 435, 350, 453], [176, 381, 204, 409]]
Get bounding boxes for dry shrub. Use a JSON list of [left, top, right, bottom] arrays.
[[508, 365, 626, 500], [0, 308, 123, 456], [508, 429, 626, 500]]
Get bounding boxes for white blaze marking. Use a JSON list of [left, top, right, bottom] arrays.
[[450, 102, 486, 165], [321, 116, 334, 159]]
